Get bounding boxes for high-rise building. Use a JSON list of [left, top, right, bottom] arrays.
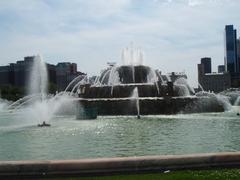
[[237, 38, 240, 70], [198, 58, 230, 92], [12, 57, 34, 87], [224, 25, 238, 74], [0, 66, 10, 85], [0, 56, 85, 92], [201, 57, 212, 74], [218, 65, 225, 73], [56, 62, 85, 91]]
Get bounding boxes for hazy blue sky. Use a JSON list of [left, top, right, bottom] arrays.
[[0, 0, 240, 87]]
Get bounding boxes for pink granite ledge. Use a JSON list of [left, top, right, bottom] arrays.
[[1, 152, 240, 178]]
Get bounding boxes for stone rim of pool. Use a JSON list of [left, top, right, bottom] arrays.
[[1, 152, 240, 178]]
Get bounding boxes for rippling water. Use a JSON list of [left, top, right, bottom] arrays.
[[1, 108, 240, 161]]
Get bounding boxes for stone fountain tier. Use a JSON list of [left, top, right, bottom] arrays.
[[117, 65, 153, 84], [76, 96, 224, 119], [79, 83, 172, 98], [79, 82, 193, 99]]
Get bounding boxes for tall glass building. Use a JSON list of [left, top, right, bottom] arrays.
[[224, 25, 238, 74]]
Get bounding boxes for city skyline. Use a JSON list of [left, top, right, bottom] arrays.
[[1, 0, 240, 87]]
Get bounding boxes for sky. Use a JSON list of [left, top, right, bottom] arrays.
[[0, 0, 240, 87]]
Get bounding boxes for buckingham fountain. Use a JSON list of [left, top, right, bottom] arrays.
[[75, 46, 228, 119]]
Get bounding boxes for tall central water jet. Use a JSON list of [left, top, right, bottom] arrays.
[[122, 44, 144, 83], [28, 55, 48, 100], [121, 44, 144, 66]]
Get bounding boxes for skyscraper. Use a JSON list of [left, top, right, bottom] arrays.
[[224, 25, 238, 74], [218, 65, 225, 73], [237, 38, 240, 71], [198, 59, 230, 92], [201, 57, 212, 74]]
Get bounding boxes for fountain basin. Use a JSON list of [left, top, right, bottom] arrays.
[[76, 96, 224, 119]]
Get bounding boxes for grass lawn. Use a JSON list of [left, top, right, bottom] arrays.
[[47, 169, 240, 180]]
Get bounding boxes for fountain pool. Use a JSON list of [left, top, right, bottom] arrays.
[[1, 108, 240, 161]]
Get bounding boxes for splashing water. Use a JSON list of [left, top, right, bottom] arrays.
[[196, 91, 232, 112], [234, 96, 240, 106], [23, 93, 74, 124], [65, 74, 85, 92], [28, 55, 48, 100], [131, 87, 140, 117], [121, 44, 144, 66], [70, 76, 88, 95], [198, 83, 204, 92], [7, 55, 75, 125], [108, 66, 120, 86], [215, 94, 232, 111], [174, 77, 195, 96], [0, 98, 10, 112]]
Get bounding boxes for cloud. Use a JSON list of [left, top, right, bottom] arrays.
[[188, 0, 202, 6], [0, 0, 240, 86], [187, 0, 237, 7]]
